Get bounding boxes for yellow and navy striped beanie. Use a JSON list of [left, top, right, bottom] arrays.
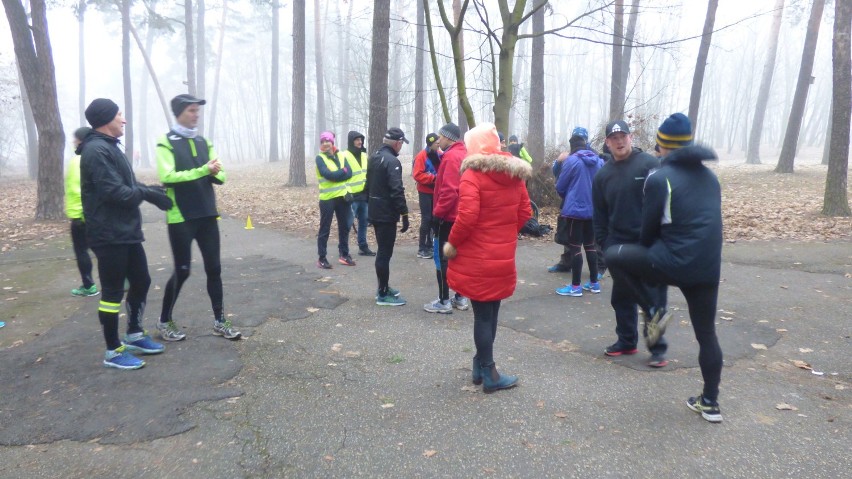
[[656, 113, 693, 149]]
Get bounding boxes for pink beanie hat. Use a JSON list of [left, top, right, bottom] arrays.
[[464, 122, 510, 157], [320, 131, 335, 144]]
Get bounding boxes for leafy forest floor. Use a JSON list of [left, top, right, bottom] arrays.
[[1, 156, 850, 253]]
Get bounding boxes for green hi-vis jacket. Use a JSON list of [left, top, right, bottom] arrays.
[[156, 132, 226, 224], [65, 154, 83, 219], [340, 149, 368, 195]]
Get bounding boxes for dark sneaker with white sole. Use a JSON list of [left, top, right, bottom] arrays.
[[686, 395, 723, 423], [604, 342, 639, 357]]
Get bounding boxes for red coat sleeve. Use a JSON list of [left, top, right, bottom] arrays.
[[433, 153, 461, 221]]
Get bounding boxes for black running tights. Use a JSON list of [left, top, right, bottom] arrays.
[[373, 221, 397, 295], [160, 217, 223, 323], [566, 218, 598, 286], [70, 219, 95, 288], [92, 243, 151, 350]]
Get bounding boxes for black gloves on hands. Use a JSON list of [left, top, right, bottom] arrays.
[[400, 214, 410, 233], [143, 185, 173, 211]]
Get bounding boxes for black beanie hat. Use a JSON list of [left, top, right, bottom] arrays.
[[85, 98, 119, 129]]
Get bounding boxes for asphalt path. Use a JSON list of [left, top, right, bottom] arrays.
[[0, 205, 849, 478]]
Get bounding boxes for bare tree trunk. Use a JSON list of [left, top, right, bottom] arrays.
[[185, 0, 196, 95], [618, 0, 639, 115], [776, 0, 825, 173], [424, 0, 450, 123], [389, 43, 401, 128], [452, 0, 468, 131], [314, 0, 325, 136], [139, 20, 155, 168], [121, 0, 134, 164], [208, 0, 228, 141], [368, 0, 391, 153], [269, 0, 280, 163], [287, 0, 306, 184], [746, 0, 785, 164], [687, 0, 719, 129], [197, 0, 206, 133], [2, 0, 65, 219], [437, 0, 475, 128], [413, 0, 425, 151], [18, 64, 38, 179], [76, 0, 85, 127], [129, 22, 171, 128], [823, 0, 851, 215], [527, 3, 544, 165], [608, 0, 623, 120], [340, 0, 353, 136], [820, 106, 831, 166]]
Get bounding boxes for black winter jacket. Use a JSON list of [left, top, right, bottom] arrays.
[[366, 144, 408, 223], [78, 131, 147, 247], [642, 145, 722, 286], [592, 147, 659, 248]]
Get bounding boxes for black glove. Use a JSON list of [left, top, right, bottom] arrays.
[[400, 214, 410, 233], [143, 186, 173, 211], [430, 216, 441, 233]]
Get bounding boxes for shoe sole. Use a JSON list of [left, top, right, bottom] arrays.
[[604, 348, 639, 357], [103, 359, 145, 370], [452, 305, 470, 311], [377, 301, 406, 306], [483, 382, 519, 394], [214, 333, 242, 340], [72, 292, 100, 297], [556, 290, 583, 297], [648, 359, 669, 368], [686, 400, 723, 423], [338, 259, 356, 266], [646, 311, 673, 347], [424, 307, 453, 314], [123, 343, 165, 354], [157, 332, 187, 342]]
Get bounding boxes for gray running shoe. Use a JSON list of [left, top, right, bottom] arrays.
[[451, 295, 470, 311], [423, 299, 452, 314], [213, 319, 242, 340], [156, 320, 187, 341]]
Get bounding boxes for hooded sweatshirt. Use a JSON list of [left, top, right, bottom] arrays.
[[342, 131, 368, 201]]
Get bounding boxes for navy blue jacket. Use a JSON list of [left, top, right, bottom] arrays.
[[642, 145, 722, 286]]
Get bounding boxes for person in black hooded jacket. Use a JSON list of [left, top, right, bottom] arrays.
[[79, 98, 173, 370], [341, 130, 375, 256], [367, 128, 410, 306], [604, 113, 724, 423]]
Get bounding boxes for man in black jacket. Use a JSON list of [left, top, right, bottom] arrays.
[[79, 98, 173, 370], [592, 120, 668, 367], [604, 113, 724, 422], [366, 127, 410, 306]]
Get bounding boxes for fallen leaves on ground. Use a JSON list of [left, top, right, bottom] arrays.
[[775, 403, 799, 411], [422, 449, 438, 458]]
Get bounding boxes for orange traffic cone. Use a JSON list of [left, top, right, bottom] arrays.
[[245, 215, 255, 230]]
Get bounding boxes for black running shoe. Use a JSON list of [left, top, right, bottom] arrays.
[[686, 395, 723, 423]]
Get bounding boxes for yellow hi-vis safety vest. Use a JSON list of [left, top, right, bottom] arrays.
[[316, 152, 349, 200], [342, 150, 368, 194]]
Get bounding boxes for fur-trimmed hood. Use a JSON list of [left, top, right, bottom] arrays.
[[460, 153, 533, 181]]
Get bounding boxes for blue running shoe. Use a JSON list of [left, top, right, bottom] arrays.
[[104, 345, 145, 370], [556, 285, 583, 297], [123, 332, 165, 354], [0, 321, 5, 328], [582, 281, 601, 294]]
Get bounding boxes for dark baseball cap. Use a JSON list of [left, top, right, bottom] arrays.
[[385, 127, 409, 144], [171, 94, 207, 117], [605, 120, 630, 137]]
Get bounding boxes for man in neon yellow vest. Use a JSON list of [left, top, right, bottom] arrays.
[[341, 130, 375, 256], [65, 126, 99, 297], [507, 135, 534, 164], [316, 131, 354, 269]]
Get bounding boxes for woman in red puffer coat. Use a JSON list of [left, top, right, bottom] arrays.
[[444, 122, 532, 393]]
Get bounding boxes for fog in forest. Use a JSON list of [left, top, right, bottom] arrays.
[[0, 0, 836, 174]]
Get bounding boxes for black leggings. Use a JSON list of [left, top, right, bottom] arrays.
[[92, 243, 151, 350], [418, 192, 433, 252], [566, 218, 598, 286], [160, 217, 223, 323], [605, 243, 723, 401], [373, 221, 397, 295], [70, 219, 95, 288], [432, 221, 453, 302], [472, 300, 501, 366]]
